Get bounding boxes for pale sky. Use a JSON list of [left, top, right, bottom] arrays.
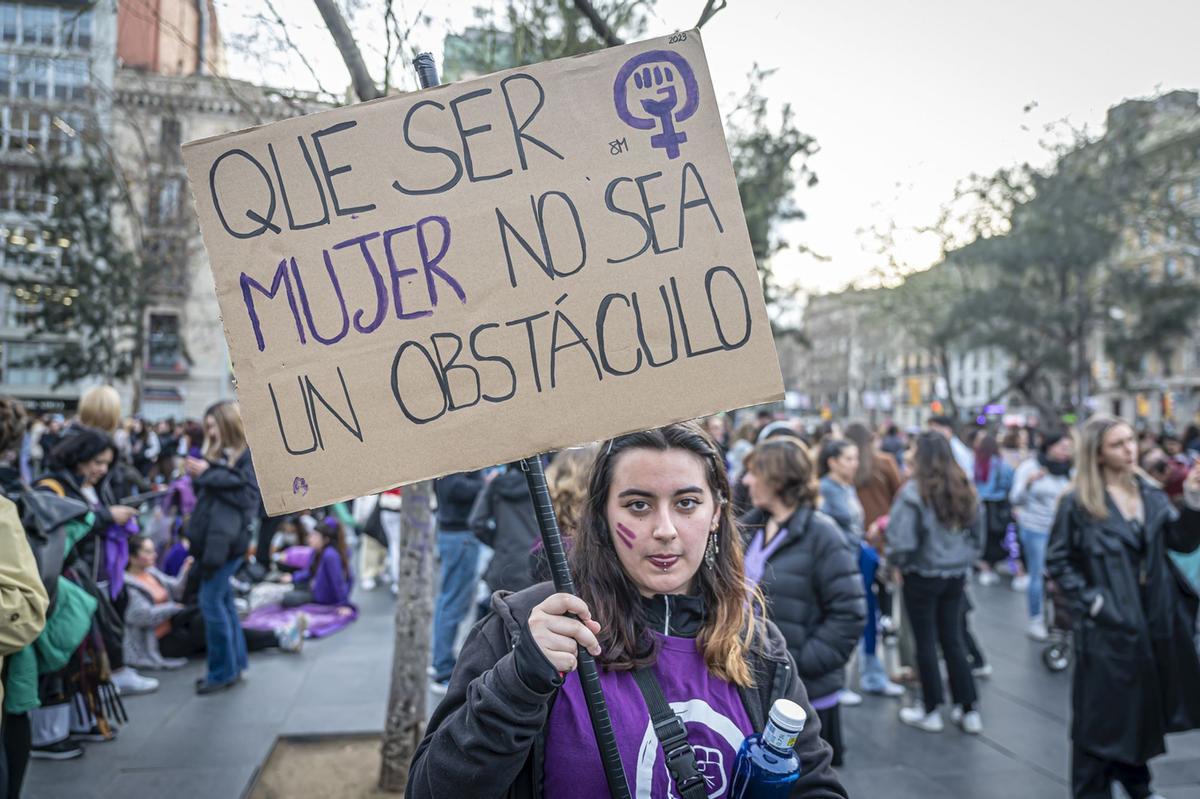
[[218, 0, 1200, 296]]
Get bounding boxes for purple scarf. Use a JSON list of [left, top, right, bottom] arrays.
[[104, 518, 139, 600]]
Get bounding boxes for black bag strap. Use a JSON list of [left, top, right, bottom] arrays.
[[632, 668, 708, 799]]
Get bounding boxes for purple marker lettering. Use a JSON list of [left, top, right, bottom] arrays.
[[615, 523, 637, 549]]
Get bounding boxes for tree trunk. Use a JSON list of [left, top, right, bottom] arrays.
[[312, 0, 384, 101], [379, 479, 437, 793]]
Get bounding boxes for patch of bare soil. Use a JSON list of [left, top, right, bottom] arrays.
[[250, 735, 402, 798]]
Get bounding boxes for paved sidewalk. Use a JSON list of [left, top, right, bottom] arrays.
[[25, 587, 396, 799], [24, 576, 1200, 798], [839, 581, 1200, 799]]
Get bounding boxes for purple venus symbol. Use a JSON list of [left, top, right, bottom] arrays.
[[613, 50, 700, 159]]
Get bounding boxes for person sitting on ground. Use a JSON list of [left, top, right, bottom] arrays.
[[124, 535, 304, 668], [123, 534, 192, 670], [280, 516, 353, 609], [408, 422, 848, 798]]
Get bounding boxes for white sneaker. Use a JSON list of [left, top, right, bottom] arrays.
[[971, 663, 993, 679], [839, 689, 863, 707], [1027, 618, 1049, 641], [950, 706, 983, 734], [361, 577, 377, 591], [977, 571, 1000, 587], [112, 666, 159, 696], [899, 706, 944, 732], [861, 679, 906, 697], [277, 614, 307, 653], [429, 679, 449, 696], [1011, 574, 1031, 592]]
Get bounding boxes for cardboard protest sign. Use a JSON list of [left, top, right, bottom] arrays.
[[183, 30, 784, 515]]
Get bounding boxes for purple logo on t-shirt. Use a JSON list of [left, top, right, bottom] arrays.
[[633, 698, 746, 797], [543, 635, 754, 798]]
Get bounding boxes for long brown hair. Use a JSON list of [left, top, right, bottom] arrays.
[[313, 514, 352, 581], [203, 400, 247, 462], [570, 423, 764, 687], [913, 432, 978, 529], [546, 445, 598, 537], [843, 421, 876, 487]]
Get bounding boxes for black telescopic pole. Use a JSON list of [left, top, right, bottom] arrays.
[[520, 456, 632, 799], [410, 52, 630, 799]]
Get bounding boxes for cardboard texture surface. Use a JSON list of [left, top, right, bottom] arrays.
[[182, 31, 784, 515]]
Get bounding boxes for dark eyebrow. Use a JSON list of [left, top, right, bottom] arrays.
[[616, 486, 706, 499]]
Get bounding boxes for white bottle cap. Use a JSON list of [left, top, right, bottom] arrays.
[[769, 698, 806, 733]]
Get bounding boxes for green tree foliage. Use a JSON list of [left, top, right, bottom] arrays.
[[892, 96, 1200, 414], [443, 0, 649, 80], [6, 147, 149, 388], [726, 66, 818, 311]]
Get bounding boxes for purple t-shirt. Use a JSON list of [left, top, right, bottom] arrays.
[[543, 633, 754, 798]]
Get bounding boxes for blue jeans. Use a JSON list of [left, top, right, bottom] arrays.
[[1019, 526, 1049, 619], [431, 529, 480, 681], [860, 542, 880, 655], [199, 557, 248, 685]]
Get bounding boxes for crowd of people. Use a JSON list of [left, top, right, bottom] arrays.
[[415, 409, 1200, 799], [0, 387, 356, 797], [3, 389, 1200, 799]]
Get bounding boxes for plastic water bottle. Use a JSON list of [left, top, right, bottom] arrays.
[[729, 698, 805, 798]]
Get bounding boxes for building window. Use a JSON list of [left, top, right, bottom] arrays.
[[2, 341, 55, 386], [61, 8, 92, 50], [52, 57, 86, 101], [0, 169, 52, 215], [160, 118, 182, 162], [0, 4, 16, 44], [148, 176, 186, 226], [19, 5, 55, 47], [146, 312, 187, 375]]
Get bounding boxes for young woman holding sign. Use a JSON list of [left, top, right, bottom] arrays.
[[407, 422, 847, 798]]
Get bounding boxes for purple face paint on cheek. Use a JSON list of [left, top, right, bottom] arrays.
[[615, 523, 637, 549]]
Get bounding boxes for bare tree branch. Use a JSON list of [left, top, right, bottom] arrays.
[[313, 0, 384, 100], [695, 0, 727, 29], [571, 0, 624, 47], [264, 0, 337, 99]]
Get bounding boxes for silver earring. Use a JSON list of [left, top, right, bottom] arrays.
[[704, 531, 719, 569]]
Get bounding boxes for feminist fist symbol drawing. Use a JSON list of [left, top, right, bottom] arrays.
[[613, 50, 700, 160]]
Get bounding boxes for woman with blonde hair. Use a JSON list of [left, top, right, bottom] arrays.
[[185, 400, 261, 695], [409, 423, 847, 798], [1047, 415, 1200, 799], [78, 385, 121, 434]]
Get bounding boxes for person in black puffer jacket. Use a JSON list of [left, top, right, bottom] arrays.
[[739, 438, 865, 766], [185, 401, 261, 695], [469, 463, 537, 595]]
